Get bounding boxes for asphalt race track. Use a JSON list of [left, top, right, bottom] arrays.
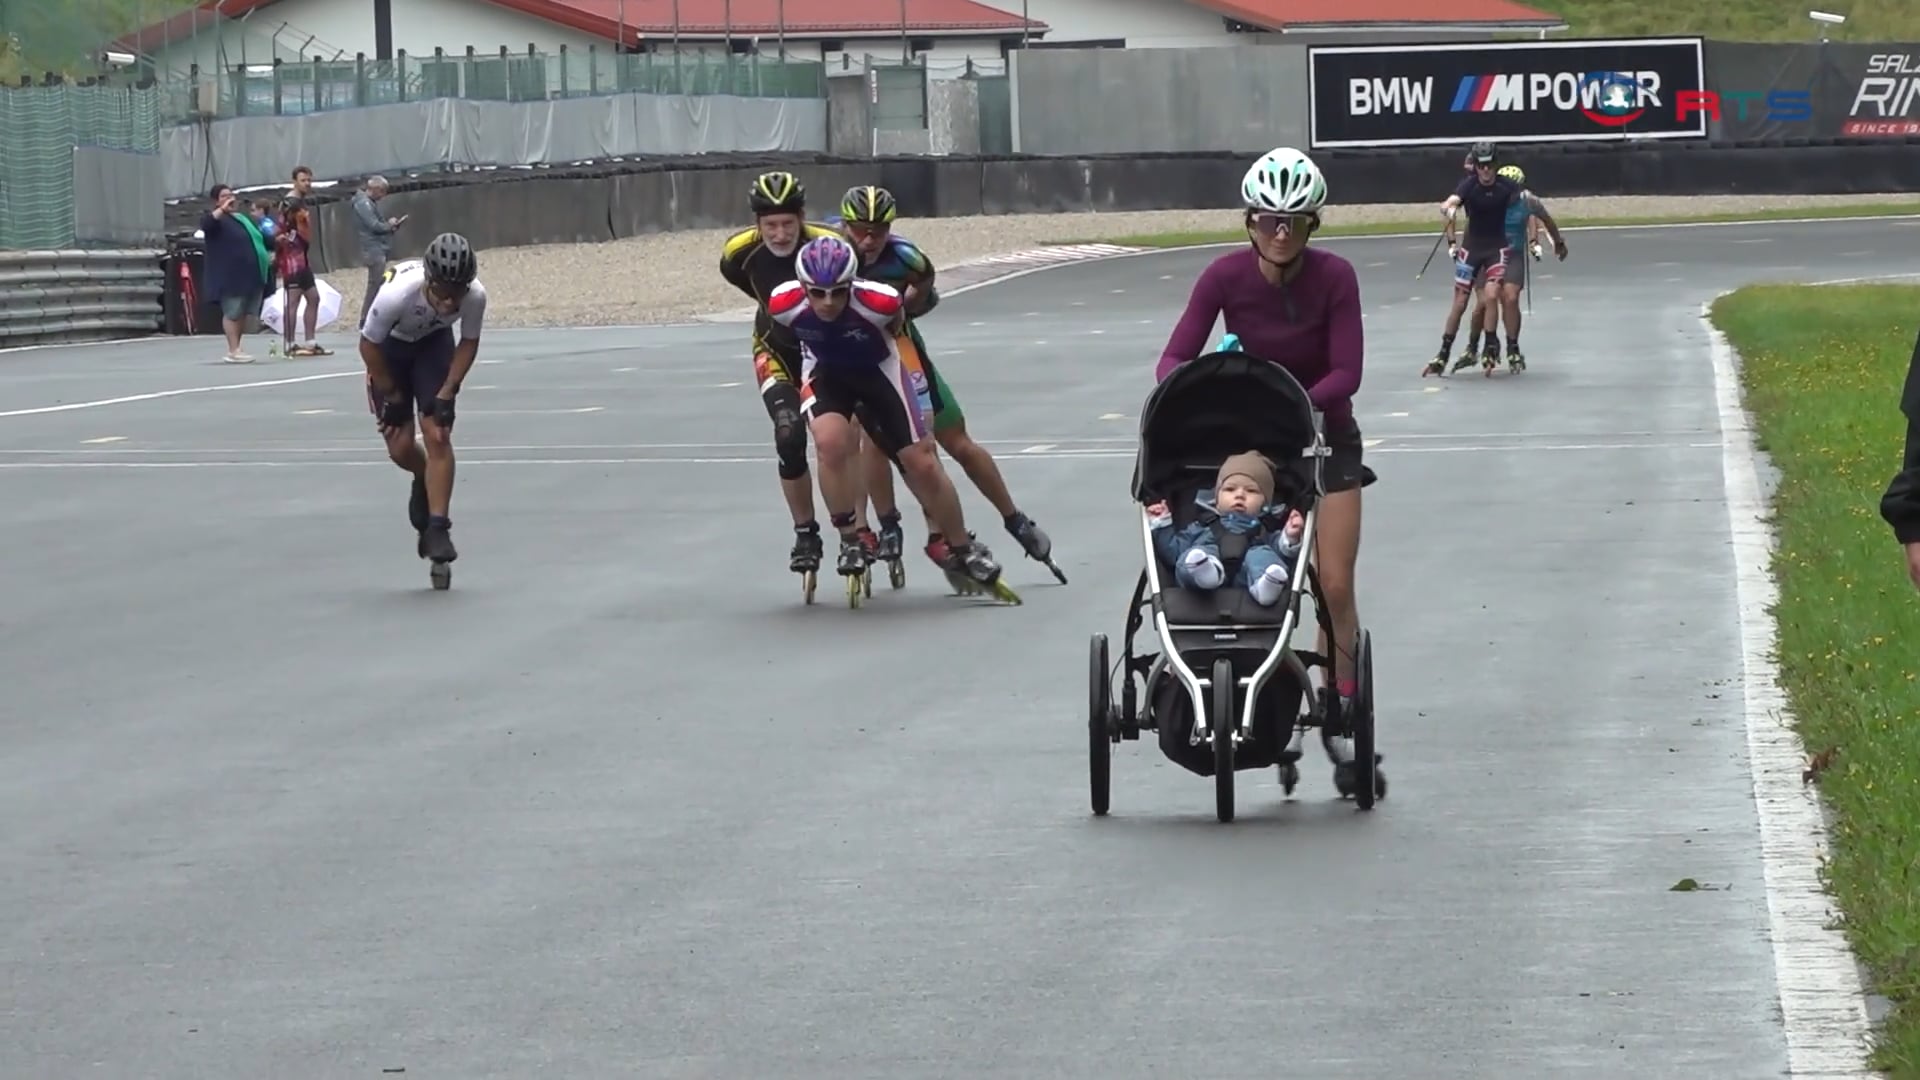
[[5, 217, 1912, 1078]]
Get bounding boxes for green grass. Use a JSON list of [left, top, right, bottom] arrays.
[[1538, 0, 1920, 40], [1711, 283, 1920, 1076], [1047, 201, 1920, 249]]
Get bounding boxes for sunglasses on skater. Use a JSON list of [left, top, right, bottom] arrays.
[[1251, 212, 1315, 237], [806, 285, 849, 301], [425, 279, 467, 305]]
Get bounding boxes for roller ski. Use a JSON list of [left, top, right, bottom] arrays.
[[1319, 689, 1387, 802], [1479, 344, 1500, 378], [1451, 342, 1481, 374], [1506, 347, 1526, 374], [790, 524, 824, 605], [837, 532, 871, 609], [874, 513, 906, 590], [941, 538, 1021, 605], [418, 519, 456, 590], [1006, 512, 1067, 584], [407, 471, 455, 590], [926, 533, 987, 597], [855, 526, 879, 600]]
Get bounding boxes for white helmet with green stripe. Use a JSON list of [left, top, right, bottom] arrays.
[[1240, 147, 1328, 215]]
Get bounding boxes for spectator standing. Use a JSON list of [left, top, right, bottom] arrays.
[[273, 198, 328, 356], [278, 164, 328, 353], [1879, 327, 1920, 590], [353, 175, 407, 327], [198, 183, 271, 363]]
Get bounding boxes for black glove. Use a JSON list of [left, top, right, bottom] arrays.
[[379, 396, 412, 430], [431, 395, 456, 429]]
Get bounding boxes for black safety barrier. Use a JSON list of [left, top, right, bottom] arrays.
[[256, 140, 1920, 273]]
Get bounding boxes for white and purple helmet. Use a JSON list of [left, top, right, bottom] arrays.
[[796, 236, 857, 289]]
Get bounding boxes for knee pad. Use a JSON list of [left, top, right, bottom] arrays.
[[772, 408, 808, 480]]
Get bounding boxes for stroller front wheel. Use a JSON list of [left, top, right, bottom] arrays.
[[1089, 634, 1113, 816], [1213, 657, 1236, 823]]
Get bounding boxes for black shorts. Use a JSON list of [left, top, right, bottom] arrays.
[[801, 355, 936, 460], [365, 328, 455, 418], [282, 268, 317, 292], [1455, 245, 1508, 289], [1323, 419, 1367, 493], [753, 334, 803, 385]]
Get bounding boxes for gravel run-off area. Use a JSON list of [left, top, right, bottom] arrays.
[[317, 193, 1915, 329]]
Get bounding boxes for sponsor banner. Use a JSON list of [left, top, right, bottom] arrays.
[[1308, 37, 1707, 148], [1841, 51, 1920, 136], [1704, 41, 1920, 141]]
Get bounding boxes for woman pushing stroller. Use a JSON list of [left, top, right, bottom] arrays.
[[1154, 145, 1373, 785]]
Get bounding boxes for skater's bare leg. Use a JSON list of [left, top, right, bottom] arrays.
[[862, 425, 899, 520], [848, 424, 874, 531], [896, 436, 968, 542], [780, 475, 815, 525], [810, 413, 860, 526], [418, 414, 454, 517], [935, 420, 1017, 519]]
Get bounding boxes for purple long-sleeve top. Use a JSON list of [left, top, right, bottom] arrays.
[[1155, 247, 1365, 427]]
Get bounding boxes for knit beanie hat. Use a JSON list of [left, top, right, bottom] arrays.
[[1216, 451, 1274, 502]]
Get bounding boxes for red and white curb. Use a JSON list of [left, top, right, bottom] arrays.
[[693, 242, 1146, 323]]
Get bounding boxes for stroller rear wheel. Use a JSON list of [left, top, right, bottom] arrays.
[[1352, 629, 1382, 809], [1213, 656, 1235, 823], [1328, 630, 1385, 808], [1089, 634, 1113, 816]]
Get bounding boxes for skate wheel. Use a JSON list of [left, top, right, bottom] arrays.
[[429, 561, 451, 591], [862, 569, 873, 598], [989, 579, 1023, 605], [802, 569, 817, 605], [888, 560, 906, 590], [1279, 761, 1299, 796], [847, 571, 864, 609]]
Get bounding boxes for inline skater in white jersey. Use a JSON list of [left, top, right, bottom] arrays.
[[360, 232, 486, 588], [769, 235, 1015, 602]]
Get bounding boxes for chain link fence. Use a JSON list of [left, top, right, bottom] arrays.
[[0, 81, 162, 249]]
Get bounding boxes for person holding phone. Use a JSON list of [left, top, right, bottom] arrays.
[[197, 184, 270, 363]]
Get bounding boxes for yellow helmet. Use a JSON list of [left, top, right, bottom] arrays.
[[840, 184, 897, 225], [1497, 164, 1525, 185]]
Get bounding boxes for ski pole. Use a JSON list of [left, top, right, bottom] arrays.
[[1416, 225, 1449, 279]]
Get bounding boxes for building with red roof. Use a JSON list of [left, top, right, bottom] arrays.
[[116, 0, 1049, 85]]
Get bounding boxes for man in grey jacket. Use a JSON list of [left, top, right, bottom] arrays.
[[354, 175, 408, 327]]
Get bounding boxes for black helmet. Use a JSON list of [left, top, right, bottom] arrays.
[[423, 232, 476, 288], [1469, 140, 1497, 164], [839, 184, 897, 225], [749, 171, 805, 216]]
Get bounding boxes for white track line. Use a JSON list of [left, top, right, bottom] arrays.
[[0, 370, 359, 418], [1704, 299, 1878, 1077]]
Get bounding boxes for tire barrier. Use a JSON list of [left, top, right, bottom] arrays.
[[255, 138, 1920, 274], [0, 249, 167, 348]]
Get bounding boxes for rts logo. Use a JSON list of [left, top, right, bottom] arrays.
[[1675, 89, 1814, 123]]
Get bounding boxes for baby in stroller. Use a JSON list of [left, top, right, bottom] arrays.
[[1146, 451, 1305, 607]]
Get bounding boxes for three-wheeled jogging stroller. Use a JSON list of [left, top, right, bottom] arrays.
[[1087, 350, 1385, 823]]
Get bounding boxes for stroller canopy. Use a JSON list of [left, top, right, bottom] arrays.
[[1130, 350, 1319, 503]]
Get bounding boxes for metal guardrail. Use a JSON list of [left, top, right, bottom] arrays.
[[0, 249, 167, 348]]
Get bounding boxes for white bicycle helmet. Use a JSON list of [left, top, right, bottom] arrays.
[[1240, 147, 1329, 215]]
